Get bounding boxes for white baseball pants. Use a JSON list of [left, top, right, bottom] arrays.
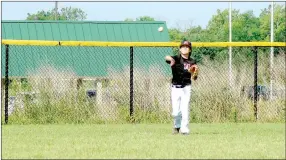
[[171, 85, 191, 134]]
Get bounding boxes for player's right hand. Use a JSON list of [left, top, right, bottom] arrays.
[[170, 58, 175, 67]]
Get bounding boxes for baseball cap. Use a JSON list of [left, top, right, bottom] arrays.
[[180, 40, 192, 49]]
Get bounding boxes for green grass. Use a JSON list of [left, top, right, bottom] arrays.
[[2, 123, 285, 159]]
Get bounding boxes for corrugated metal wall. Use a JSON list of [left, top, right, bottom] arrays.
[[1, 21, 172, 77]]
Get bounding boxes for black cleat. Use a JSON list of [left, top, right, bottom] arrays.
[[173, 128, 180, 134]]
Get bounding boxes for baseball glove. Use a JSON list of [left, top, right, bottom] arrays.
[[188, 64, 199, 80]]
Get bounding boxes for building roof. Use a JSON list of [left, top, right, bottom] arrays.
[[2, 20, 170, 42]]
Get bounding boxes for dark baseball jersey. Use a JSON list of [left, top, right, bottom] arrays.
[[166, 54, 196, 85]]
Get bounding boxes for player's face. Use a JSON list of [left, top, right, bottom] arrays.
[[180, 46, 190, 55]]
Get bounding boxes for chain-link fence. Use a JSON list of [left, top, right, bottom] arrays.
[[1, 43, 285, 124]]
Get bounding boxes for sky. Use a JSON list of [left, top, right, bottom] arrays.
[[1, 1, 285, 29]]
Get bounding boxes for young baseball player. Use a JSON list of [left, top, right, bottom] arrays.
[[165, 40, 198, 135]]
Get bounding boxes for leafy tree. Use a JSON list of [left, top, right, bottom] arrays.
[[259, 4, 285, 42], [136, 16, 155, 21], [26, 7, 87, 21], [168, 28, 184, 42], [124, 18, 134, 21]]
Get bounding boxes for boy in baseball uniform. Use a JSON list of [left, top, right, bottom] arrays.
[[165, 40, 198, 135]]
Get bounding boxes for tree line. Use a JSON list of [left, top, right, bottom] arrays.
[[26, 4, 285, 62]]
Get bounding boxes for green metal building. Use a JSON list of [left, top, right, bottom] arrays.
[[1, 21, 172, 78]]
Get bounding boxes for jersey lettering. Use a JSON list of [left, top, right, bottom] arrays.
[[184, 63, 190, 70]]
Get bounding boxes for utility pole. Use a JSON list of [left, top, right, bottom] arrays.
[[270, 1, 274, 100], [55, 1, 58, 20], [228, 1, 233, 88]]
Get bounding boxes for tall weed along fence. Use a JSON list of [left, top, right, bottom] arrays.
[[1, 40, 285, 124]]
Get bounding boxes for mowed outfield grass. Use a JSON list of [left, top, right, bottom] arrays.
[[2, 123, 285, 159]]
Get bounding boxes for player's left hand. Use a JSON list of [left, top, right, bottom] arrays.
[[188, 65, 198, 80], [188, 64, 198, 73]]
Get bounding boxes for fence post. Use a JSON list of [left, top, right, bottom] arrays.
[[130, 46, 134, 122], [253, 46, 258, 121], [5, 45, 10, 124]]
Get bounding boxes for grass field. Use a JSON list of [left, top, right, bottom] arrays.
[[2, 123, 285, 159]]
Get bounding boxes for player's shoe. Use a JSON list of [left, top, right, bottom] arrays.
[[173, 128, 180, 134], [180, 128, 190, 135]]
